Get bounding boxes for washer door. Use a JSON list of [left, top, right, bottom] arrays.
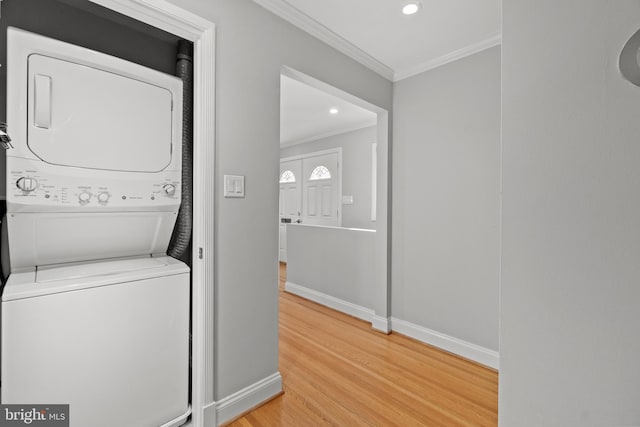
[[27, 54, 175, 172]]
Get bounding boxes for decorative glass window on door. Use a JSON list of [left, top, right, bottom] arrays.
[[309, 165, 331, 180], [279, 170, 296, 183]]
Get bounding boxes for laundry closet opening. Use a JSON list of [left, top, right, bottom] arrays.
[[0, 1, 195, 426], [278, 67, 390, 332]]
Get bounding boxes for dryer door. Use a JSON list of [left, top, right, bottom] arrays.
[[27, 54, 176, 172]]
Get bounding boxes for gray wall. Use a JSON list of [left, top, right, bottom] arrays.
[[287, 224, 375, 311], [280, 126, 377, 229], [392, 46, 501, 352], [166, 0, 392, 400], [0, 0, 180, 200], [500, 1, 640, 425]]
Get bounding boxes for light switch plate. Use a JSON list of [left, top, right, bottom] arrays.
[[342, 195, 354, 205], [224, 175, 245, 198]]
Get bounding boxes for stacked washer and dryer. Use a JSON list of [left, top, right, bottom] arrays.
[[1, 28, 191, 427]]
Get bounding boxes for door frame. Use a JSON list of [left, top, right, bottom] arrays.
[[281, 66, 390, 333], [278, 158, 302, 263], [88, 1, 216, 426]]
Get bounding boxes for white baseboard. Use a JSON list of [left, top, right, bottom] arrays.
[[371, 314, 390, 334], [215, 372, 282, 425], [203, 401, 216, 427], [283, 283, 497, 369], [390, 317, 500, 370], [285, 281, 374, 323]]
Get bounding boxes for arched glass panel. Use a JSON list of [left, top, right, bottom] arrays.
[[309, 165, 331, 181], [279, 170, 296, 183]]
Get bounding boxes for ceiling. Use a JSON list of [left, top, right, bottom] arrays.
[[280, 75, 377, 146], [254, 0, 501, 81]]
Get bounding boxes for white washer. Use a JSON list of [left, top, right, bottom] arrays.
[[1, 256, 190, 427]]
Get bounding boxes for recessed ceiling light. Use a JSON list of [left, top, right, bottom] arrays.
[[329, 108, 339, 115], [402, 1, 421, 15]]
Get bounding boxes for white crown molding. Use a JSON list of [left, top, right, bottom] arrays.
[[252, 0, 394, 81], [394, 34, 502, 82], [280, 120, 377, 148], [393, 34, 502, 82], [254, 0, 501, 84], [90, 0, 213, 40]]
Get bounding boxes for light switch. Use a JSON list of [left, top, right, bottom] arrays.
[[224, 175, 245, 198], [342, 195, 354, 205]]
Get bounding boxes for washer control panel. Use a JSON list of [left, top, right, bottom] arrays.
[[7, 159, 181, 213]]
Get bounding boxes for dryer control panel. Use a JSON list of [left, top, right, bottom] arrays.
[[7, 158, 181, 213]]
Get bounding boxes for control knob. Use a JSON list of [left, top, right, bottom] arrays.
[[78, 191, 92, 204], [97, 192, 111, 204], [16, 177, 38, 192], [163, 183, 176, 196]]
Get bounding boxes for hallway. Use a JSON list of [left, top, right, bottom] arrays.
[[227, 264, 498, 426]]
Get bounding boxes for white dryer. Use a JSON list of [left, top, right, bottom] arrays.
[[1, 28, 190, 427], [3, 27, 183, 271]]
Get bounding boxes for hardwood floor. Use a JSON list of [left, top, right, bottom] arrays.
[[226, 263, 498, 426]]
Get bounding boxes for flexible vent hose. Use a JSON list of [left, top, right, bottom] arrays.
[[168, 40, 194, 264]]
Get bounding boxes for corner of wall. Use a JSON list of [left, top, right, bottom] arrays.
[[215, 372, 283, 426]]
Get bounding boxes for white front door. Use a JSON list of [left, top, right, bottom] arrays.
[[279, 160, 301, 262], [302, 152, 341, 227]]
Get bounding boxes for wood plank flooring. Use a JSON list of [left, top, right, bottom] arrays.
[[226, 263, 498, 426]]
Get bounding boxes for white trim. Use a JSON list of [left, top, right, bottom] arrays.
[[280, 121, 377, 148], [281, 66, 384, 113], [374, 112, 389, 322], [253, 0, 502, 82], [280, 65, 391, 341], [498, 31, 504, 372], [394, 35, 502, 81], [215, 373, 283, 426], [192, 25, 217, 419], [370, 142, 377, 222], [202, 402, 217, 427], [254, 0, 393, 81], [390, 317, 500, 370], [87, 2, 216, 427], [288, 223, 374, 233], [285, 281, 375, 323], [371, 314, 389, 334], [89, 0, 212, 40], [280, 147, 342, 163]]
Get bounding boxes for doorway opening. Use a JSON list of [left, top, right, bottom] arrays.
[[278, 66, 390, 332]]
